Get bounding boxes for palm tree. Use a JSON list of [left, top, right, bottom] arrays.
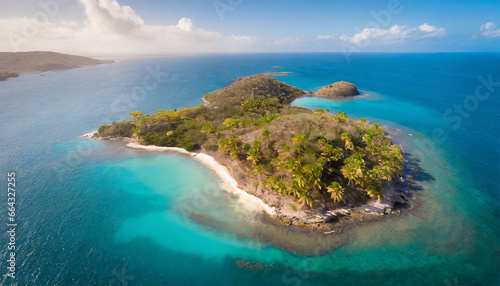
[[303, 163, 323, 191], [341, 132, 354, 151], [218, 137, 231, 154], [265, 176, 277, 190], [201, 123, 215, 134], [251, 164, 265, 177], [365, 184, 384, 201], [361, 167, 386, 200], [223, 118, 240, 129], [276, 179, 288, 195], [230, 145, 240, 160], [334, 111, 348, 123], [341, 152, 366, 186], [291, 134, 307, 156], [319, 140, 343, 162], [246, 147, 261, 166], [132, 128, 143, 142], [327, 181, 345, 203], [297, 191, 313, 207]]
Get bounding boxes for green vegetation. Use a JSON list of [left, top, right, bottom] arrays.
[[97, 75, 404, 206]]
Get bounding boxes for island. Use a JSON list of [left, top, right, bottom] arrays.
[[93, 75, 407, 231], [262, 71, 292, 76], [0, 51, 113, 81], [315, 81, 360, 97]]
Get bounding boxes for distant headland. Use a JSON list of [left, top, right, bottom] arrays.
[[92, 75, 408, 233], [0, 51, 113, 81]]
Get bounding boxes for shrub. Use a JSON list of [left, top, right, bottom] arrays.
[[183, 142, 195, 151]]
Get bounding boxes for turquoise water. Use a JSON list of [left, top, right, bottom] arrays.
[[0, 53, 498, 285]]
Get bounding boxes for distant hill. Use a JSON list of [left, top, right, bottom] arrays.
[[0, 51, 113, 81]]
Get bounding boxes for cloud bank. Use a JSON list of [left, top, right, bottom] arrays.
[[0, 0, 276, 54], [0, 0, 456, 54], [333, 23, 446, 46]]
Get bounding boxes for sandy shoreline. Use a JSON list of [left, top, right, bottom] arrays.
[[126, 141, 277, 216]]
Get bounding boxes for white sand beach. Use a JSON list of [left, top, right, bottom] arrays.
[[126, 141, 276, 216]]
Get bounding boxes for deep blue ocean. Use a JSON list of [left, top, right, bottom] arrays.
[[0, 53, 498, 285]]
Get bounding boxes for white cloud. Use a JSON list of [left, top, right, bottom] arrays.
[[418, 23, 446, 37], [226, 35, 260, 43], [318, 35, 335, 40], [176, 18, 194, 32], [480, 22, 496, 31], [338, 23, 446, 46], [0, 0, 270, 54], [479, 22, 500, 38], [80, 0, 143, 34], [275, 36, 301, 45]]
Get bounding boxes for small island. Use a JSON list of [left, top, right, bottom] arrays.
[[262, 71, 292, 76], [315, 81, 360, 97], [0, 51, 113, 81], [94, 75, 407, 231]]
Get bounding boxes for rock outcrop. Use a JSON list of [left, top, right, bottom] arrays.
[[316, 81, 360, 97]]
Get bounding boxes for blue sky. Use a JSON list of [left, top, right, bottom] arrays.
[[0, 0, 499, 55]]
